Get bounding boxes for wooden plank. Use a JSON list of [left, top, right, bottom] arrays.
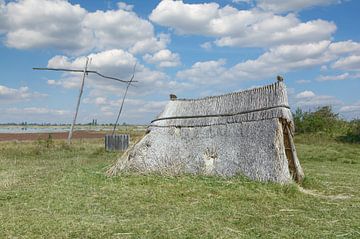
[[105, 134, 130, 151]]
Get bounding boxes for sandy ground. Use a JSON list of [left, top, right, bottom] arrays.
[[0, 131, 109, 142]]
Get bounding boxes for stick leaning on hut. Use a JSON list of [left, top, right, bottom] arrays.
[[108, 77, 304, 183]]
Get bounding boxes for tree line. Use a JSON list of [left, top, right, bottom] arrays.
[[293, 106, 360, 143]]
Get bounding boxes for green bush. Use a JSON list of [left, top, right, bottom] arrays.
[[293, 106, 345, 134], [339, 119, 360, 143]]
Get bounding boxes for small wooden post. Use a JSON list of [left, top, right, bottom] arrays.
[[285, 125, 304, 182], [67, 57, 89, 144], [105, 134, 129, 151]]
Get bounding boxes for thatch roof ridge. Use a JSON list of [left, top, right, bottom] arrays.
[[156, 81, 290, 122], [173, 81, 282, 102]]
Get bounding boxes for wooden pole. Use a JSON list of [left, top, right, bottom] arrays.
[[67, 57, 89, 144], [285, 124, 304, 182], [111, 63, 137, 136]]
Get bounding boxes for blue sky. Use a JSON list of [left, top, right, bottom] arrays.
[[0, 0, 359, 124]]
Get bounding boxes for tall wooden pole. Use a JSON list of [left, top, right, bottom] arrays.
[[67, 57, 89, 144], [111, 63, 137, 136]]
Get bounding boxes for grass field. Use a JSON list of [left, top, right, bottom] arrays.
[[0, 133, 359, 238]]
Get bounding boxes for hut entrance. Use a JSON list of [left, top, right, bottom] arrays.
[[282, 121, 299, 182]]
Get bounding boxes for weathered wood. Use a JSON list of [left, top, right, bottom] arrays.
[[67, 58, 89, 144], [105, 134, 129, 151], [112, 63, 137, 135], [285, 124, 305, 183], [33, 67, 137, 84]]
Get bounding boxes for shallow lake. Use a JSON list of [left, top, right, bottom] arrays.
[[0, 126, 104, 134]]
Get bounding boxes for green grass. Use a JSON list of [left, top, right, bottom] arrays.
[[1, 134, 360, 238]]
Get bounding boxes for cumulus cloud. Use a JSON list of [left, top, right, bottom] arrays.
[[1, 106, 70, 123], [200, 42, 213, 50], [176, 39, 360, 85], [296, 90, 316, 99], [0, 0, 6, 33], [150, 0, 336, 48], [296, 79, 311, 84], [215, 19, 336, 48], [177, 59, 227, 85], [83, 96, 168, 122], [0, 0, 91, 52], [235, 41, 333, 74], [255, 0, 341, 13], [143, 49, 181, 68], [332, 55, 360, 71], [46, 49, 189, 95], [6, 107, 69, 116], [339, 102, 360, 113], [232, 0, 253, 3], [293, 90, 342, 108], [328, 40, 360, 55], [0, 0, 167, 54], [82, 8, 154, 51], [0, 85, 46, 103], [129, 33, 170, 55], [317, 73, 350, 81], [117, 2, 134, 11]]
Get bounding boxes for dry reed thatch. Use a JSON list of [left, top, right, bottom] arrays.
[[108, 80, 304, 183]]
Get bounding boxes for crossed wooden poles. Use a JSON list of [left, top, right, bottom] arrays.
[[33, 57, 137, 144]]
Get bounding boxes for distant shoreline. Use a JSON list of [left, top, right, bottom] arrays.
[[0, 130, 108, 142], [0, 125, 147, 134]]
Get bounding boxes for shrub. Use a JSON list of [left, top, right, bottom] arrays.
[[339, 119, 360, 143], [293, 106, 343, 134]]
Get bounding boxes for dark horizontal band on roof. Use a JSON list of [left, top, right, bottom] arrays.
[[151, 104, 290, 124]]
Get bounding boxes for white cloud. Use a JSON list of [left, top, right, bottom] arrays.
[[176, 41, 338, 85], [1, 0, 91, 52], [6, 107, 69, 116], [332, 55, 360, 71], [0, 0, 6, 33], [320, 65, 328, 71], [215, 19, 336, 48], [229, 41, 334, 80], [150, 1, 219, 35], [0, 0, 168, 54], [256, 0, 341, 13], [177, 59, 227, 85], [339, 102, 360, 113], [143, 49, 181, 68], [46, 49, 189, 96], [94, 97, 107, 106], [296, 90, 316, 99], [83, 8, 154, 51], [2, 107, 70, 123], [83, 96, 168, 122], [176, 38, 360, 86], [0, 85, 46, 103], [150, 1, 336, 48], [117, 2, 134, 11], [232, 0, 253, 3], [293, 90, 342, 108], [200, 42, 212, 50], [296, 79, 311, 84], [129, 33, 170, 55], [329, 40, 360, 55], [317, 73, 350, 81]]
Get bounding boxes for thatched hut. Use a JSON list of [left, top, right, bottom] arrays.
[[108, 79, 304, 183]]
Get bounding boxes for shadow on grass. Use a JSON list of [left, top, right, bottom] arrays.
[[337, 134, 360, 144]]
